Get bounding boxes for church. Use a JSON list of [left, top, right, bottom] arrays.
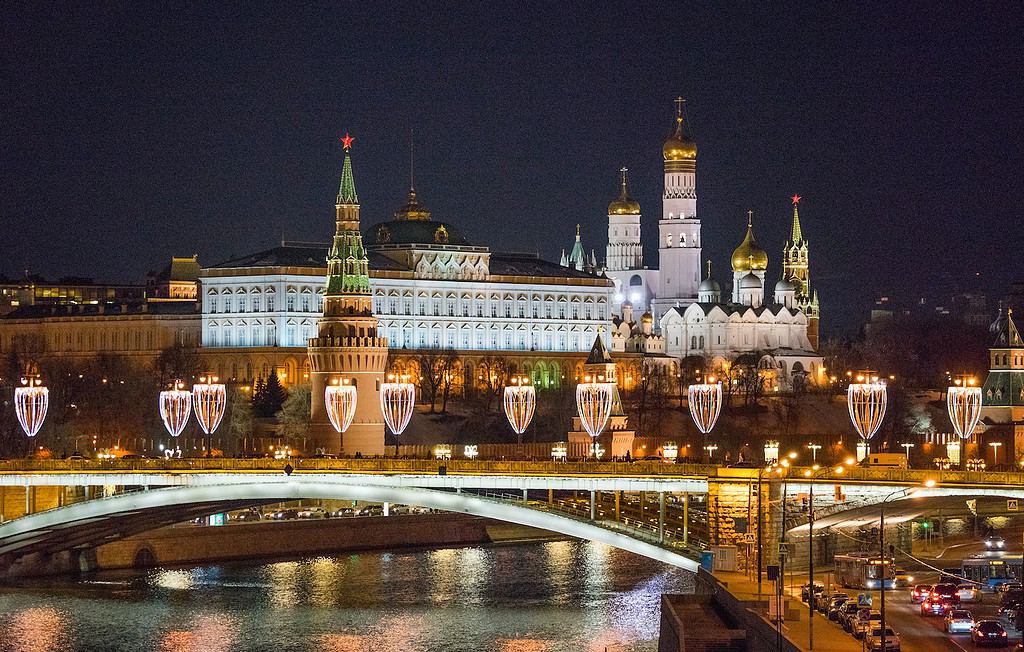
[[595, 99, 824, 389]]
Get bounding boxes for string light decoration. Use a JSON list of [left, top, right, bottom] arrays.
[[688, 380, 722, 434], [847, 378, 887, 453], [947, 377, 982, 469], [503, 374, 536, 436], [380, 374, 415, 440], [325, 378, 358, 434], [575, 373, 614, 458], [14, 376, 48, 438], [159, 381, 193, 438], [192, 375, 226, 455]]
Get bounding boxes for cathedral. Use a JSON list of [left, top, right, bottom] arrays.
[[595, 99, 824, 388]]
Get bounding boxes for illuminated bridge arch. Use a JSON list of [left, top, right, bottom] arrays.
[[0, 480, 699, 572]]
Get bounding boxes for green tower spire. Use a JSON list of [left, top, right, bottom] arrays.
[[326, 135, 370, 296]]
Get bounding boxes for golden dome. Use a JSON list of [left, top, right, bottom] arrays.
[[608, 167, 641, 215], [731, 213, 768, 272], [663, 97, 697, 161], [394, 188, 432, 221]]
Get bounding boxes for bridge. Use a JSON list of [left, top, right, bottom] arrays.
[[1, 458, 1023, 579]]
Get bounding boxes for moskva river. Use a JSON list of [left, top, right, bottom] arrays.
[[0, 540, 691, 652]]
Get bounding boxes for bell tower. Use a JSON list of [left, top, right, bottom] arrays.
[[308, 134, 389, 455]]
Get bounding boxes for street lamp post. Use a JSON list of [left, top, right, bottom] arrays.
[[848, 378, 887, 457], [990, 442, 1003, 468], [900, 442, 914, 466], [704, 444, 718, 461], [576, 373, 614, 459], [192, 375, 226, 457], [380, 374, 415, 457], [503, 374, 536, 451], [807, 443, 821, 463], [802, 463, 848, 651], [14, 375, 48, 439]]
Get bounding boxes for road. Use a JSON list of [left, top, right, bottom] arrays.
[[796, 580, 1021, 652]]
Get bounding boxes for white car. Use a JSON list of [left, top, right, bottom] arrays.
[[854, 611, 882, 639], [944, 609, 975, 634], [956, 584, 981, 603]]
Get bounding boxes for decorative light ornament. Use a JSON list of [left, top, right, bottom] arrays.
[[192, 375, 226, 455], [464, 444, 479, 459], [14, 376, 48, 438], [947, 377, 982, 469], [847, 379, 887, 453], [764, 440, 780, 465], [380, 374, 415, 443], [159, 381, 193, 438], [662, 442, 679, 461], [688, 380, 722, 434], [325, 378, 358, 434], [503, 375, 536, 437], [551, 443, 568, 462], [575, 374, 614, 458], [434, 444, 452, 460]]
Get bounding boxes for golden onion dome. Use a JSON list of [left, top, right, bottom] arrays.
[[608, 168, 641, 215], [663, 98, 697, 161], [731, 214, 769, 272]]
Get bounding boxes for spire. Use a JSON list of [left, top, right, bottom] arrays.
[[790, 194, 803, 243], [337, 134, 358, 205], [568, 224, 586, 271], [409, 127, 415, 192], [706, 259, 713, 279]]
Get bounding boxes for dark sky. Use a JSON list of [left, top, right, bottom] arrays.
[[3, 3, 1022, 335]]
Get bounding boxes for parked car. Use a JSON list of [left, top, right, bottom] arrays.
[[957, 584, 982, 603], [972, 620, 1009, 647], [985, 534, 1007, 550], [894, 569, 915, 587], [854, 611, 882, 639], [334, 507, 355, 517], [944, 609, 976, 633], [865, 627, 900, 652], [269, 509, 299, 520], [839, 602, 861, 631], [233, 510, 262, 522], [357, 505, 385, 517], [827, 596, 850, 621], [297, 508, 328, 519], [911, 584, 933, 603], [816, 592, 845, 612], [997, 583, 1023, 594], [997, 600, 1021, 621], [801, 581, 825, 602]]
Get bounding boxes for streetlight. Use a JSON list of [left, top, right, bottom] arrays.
[[158, 380, 192, 439], [14, 375, 48, 438], [948, 376, 982, 470], [703, 444, 718, 461], [192, 375, 226, 457], [576, 372, 614, 459], [380, 373, 415, 457], [807, 443, 821, 463], [802, 462, 849, 651], [325, 377, 358, 443], [990, 442, 1003, 468], [503, 374, 536, 449], [900, 442, 914, 466], [847, 378, 887, 459]]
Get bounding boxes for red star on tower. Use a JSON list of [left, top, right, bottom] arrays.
[[791, 194, 802, 205], [340, 133, 354, 150]]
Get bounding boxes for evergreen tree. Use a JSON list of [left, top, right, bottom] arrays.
[[252, 376, 266, 412], [255, 372, 287, 418]]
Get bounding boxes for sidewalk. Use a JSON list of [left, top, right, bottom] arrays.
[[713, 569, 864, 652]]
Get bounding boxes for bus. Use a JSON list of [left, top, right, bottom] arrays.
[[961, 555, 1023, 590], [834, 553, 896, 589]]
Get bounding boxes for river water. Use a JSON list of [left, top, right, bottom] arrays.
[[0, 540, 692, 652]]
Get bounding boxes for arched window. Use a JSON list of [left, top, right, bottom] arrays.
[[691, 336, 697, 349]]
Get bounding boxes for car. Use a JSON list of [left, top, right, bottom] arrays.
[[865, 626, 900, 652], [233, 510, 262, 521], [827, 596, 850, 621], [944, 609, 976, 633], [297, 508, 327, 519], [922, 597, 958, 616], [932, 583, 959, 601], [985, 534, 1007, 550], [357, 505, 385, 517], [269, 509, 299, 520], [839, 602, 861, 631], [956, 584, 981, 603], [972, 620, 1009, 647], [911, 584, 933, 603], [998, 600, 1021, 620], [854, 610, 882, 639], [334, 507, 355, 517], [997, 583, 1023, 594], [894, 569, 915, 587], [800, 581, 825, 602], [815, 591, 842, 612]]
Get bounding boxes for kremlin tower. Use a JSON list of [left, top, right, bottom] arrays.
[[782, 195, 820, 348], [307, 135, 389, 455]]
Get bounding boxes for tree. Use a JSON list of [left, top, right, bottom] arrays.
[[153, 342, 200, 386], [415, 348, 459, 414], [254, 373, 287, 418], [474, 354, 510, 413], [731, 353, 765, 406], [225, 386, 254, 453], [276, 385, 311, 441]]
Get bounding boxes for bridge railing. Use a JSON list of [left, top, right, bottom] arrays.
[[784, 465, 1024, 487], [0, 457, 719, 477]]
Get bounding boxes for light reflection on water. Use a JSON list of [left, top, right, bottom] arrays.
[[0, 540, 691, 652]]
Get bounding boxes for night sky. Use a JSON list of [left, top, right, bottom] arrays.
[[4, 4, 1023, 334]]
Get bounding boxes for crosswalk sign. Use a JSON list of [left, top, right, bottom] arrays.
[[1009, 499, 1019, 512]]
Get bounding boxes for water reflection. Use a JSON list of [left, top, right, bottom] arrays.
[[0, 606, 70, 652], [0, 540, 691, 652]]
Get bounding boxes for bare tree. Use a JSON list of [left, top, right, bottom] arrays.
[[415, 348, 460, 414]]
